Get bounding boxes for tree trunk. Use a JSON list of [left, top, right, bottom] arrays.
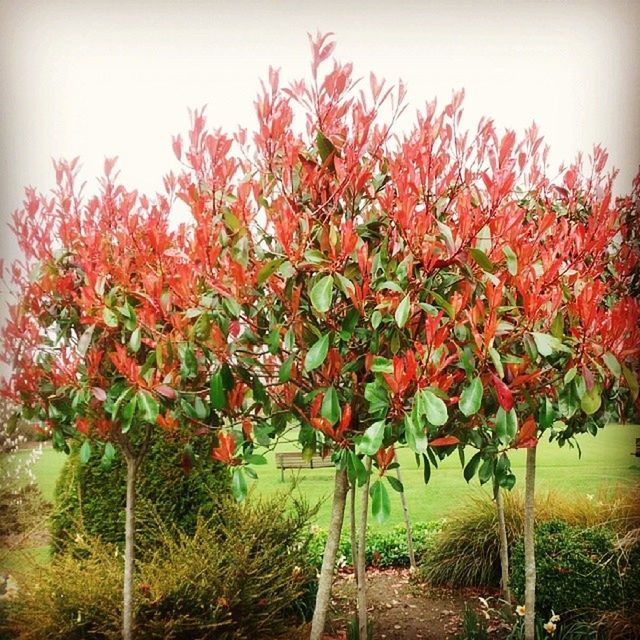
[[524, 446, 537, 640], [493, 477, 511, 604], [357, 457, 372, 640], [123, 453, 137, 640], [349, 480, 358, 583], [394, 451, 416, 571], [310, 466, 348, 640]]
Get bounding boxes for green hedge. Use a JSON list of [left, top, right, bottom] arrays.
[[510, 520, 626, 619], [50, 435, 229, 555], [307, 521, 442, 569]]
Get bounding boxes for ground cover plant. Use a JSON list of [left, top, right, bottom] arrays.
[[1, 31, 639, 640]]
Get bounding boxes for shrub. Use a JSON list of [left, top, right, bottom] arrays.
[[419, 487, 640, 588], [49, 435, 229, 554], [510, 520, 624, 619], [2, 493, 318, 640], [306, 520, 442, 569]]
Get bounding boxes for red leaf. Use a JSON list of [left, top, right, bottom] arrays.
[[491, 374, 514, 411], [155, 384, 177, 400], [430, 435, 460, 447], [515, 416, 537, 448], [211, 432, 236, 464], [91, 387, 107, 402]]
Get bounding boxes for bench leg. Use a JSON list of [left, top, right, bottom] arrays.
[[281, 467, 284, 482]]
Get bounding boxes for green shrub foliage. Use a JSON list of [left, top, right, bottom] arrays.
[[49, 435, 229, 554], [306, 521, 441, 569], [510, 520, 624, 619], [2, 494, 317, 640]]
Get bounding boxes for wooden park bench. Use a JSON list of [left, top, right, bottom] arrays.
[[275, 451, 334, 481]]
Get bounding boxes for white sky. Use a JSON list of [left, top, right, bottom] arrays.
[[1, 0, 639, 270]]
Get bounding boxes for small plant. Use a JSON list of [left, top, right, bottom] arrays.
[[510, 520, 624, 620], [1, 493, 319, 640]]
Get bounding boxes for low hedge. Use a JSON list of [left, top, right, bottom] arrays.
[[50, 435, 230, 555]]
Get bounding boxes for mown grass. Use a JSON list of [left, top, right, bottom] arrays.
[[7, 424, 640, 530], [2, 423, 638, 574]]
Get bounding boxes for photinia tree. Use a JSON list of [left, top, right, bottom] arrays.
[[3, 31, 638, 640], [172, 33, 640, 640], [0, 159, 259, 640]]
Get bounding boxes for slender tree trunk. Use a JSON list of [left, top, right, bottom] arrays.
[[310, 466, 348, 640], [123, 454, 137, 640], [349, 480, 358, 583], [493, 477, 511, 604], [524, 446, 537, 640], [357, 457, 372, 640], [394, 451, 416, 571]]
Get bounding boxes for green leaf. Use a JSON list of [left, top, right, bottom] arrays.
[[310, 275, 334, 313], [581, 387, 602, 415], [502, 245, 518, 275], [137, 390, 159, 424], [531, 332, 570, 357], [469, 248, 495, 272], [210, 371, 226, 410], [422, 454, 431, 485], [370, 479, 391, 524], [603, 352, 621, 378], [304, 334, 330, 371], [558, 384, 579, 419], [231, 468, 248, 502], [100, 442, 116, 470], [245, 454, 267, 465], [278, 354, 295, 383], [316, 131, 335, 163], [358, 420, 385, 456], [79, 440, 91, 465], [623, 364, 639, 401], [421, 389, 448, 426], [404, 414, 428, 455], [464, 451, 482, 483], [394, 294, 411, 328], [194, 396, 208, 420], [478, 457, 493, 485], [488, 346, 504, 379], [257, 258, 285, 284], [129, 327, 141, 353], [371, 356, 393, 373], [495, 407, 517, 444], [459, 377, 483, 417], [364, 382, 389, 414], [386, 475, 404, 493], [102, 308, 118, 328], [121, 394, 137, 433], [321, 386, 341, 426], [564, 366, 577, 384], [371, 310, 382, 330]]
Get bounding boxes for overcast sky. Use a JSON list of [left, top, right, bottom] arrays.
[[1, 0, 639, 270]]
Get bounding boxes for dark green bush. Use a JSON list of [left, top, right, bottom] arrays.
[[50, 435, 229, 554], [2, 493, 318, 640], [510, 520, 624, 619], [306, 521, 441, 569], [419, 487, 640, 589]]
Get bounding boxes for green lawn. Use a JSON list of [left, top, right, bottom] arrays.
[[5, 423, 640, 534], [2, 424, 639, 573], [255, 423, 640, 528]]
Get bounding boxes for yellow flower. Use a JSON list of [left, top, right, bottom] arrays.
[[516, 604, 526, 617], [544, 621, 557, 634], [550, 611, 561, 623]]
